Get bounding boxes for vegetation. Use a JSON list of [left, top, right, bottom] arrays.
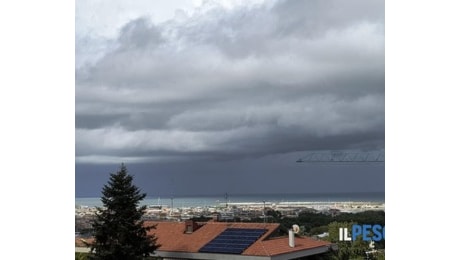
[[75, 252, 89, 260], [90, 164, 158, 260], [242, 209, 385, 259]]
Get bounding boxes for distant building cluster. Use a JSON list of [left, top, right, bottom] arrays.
[[76, 201, 384, 234]]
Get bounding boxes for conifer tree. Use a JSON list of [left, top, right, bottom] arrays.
[[90, 163, 157, 259]]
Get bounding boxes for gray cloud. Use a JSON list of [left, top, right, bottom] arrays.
[[76, 0, 384, 164]]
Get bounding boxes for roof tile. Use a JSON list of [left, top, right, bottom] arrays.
[[146, 221, 331, 256]]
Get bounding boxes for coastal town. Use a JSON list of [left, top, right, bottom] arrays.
[[76, 200, 385, 236]]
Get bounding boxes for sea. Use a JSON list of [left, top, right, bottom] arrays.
[[76, 192, 384, 208]]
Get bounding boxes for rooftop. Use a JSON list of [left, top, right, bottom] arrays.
[[146, 221, 332, 258], [76, 221, 334, 259]]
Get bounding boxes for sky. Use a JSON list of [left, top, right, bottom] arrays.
[[75, 0, 385, 198]]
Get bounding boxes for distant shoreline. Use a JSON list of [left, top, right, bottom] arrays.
[[76, 192, 384, 208], [76, 191, 384, 198]]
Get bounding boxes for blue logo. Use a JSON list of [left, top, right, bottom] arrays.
[[338, 224, 385, 241]]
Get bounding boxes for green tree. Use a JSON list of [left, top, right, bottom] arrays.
[[327, 221, 370, 260], [90, 164, 158, 260], [266, 209, 282, 221]]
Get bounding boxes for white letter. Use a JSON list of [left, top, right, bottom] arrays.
[[344, 228, 352, 241]]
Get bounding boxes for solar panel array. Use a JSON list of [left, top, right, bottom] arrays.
[[199, 228, 267, 254]]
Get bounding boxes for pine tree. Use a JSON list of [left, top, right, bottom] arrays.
[[90, 163, 158, 260]]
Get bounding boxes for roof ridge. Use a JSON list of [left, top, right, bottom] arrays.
[[258, 236, 272, 256]]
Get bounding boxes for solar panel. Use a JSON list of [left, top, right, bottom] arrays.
[[199, 228, 267, 254]]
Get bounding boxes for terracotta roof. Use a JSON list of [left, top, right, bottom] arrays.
[[75, 237, 94, 247], [145, 221, 279, 253], [75, 221, 332, 257], [245, 236, 331, 256], [145, 221, 332, 257]]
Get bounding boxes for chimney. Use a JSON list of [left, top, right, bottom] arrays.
[[185, 220, 199, 233], [289, 229, 295, 247], [212, 212, 221, 222]]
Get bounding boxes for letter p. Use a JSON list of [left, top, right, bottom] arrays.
[[352, 225, 362, 241]]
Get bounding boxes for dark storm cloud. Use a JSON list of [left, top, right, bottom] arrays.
[[118, 18, 164, 50], [76, 0, 384, 164]]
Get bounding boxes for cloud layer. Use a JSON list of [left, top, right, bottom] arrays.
[[76, 0, 384, 164]]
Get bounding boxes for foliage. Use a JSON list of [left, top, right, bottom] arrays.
[[334, 211, 385, 226], [326, 221, 377, 260], [191, 216, 213, 222], [90, 164, 158, 260], [75, 252, 89, 260], [266, 209, 282, 221], [309, 225, 329, 235]]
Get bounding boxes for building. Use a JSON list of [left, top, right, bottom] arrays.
[[75, 220, 336, 259], [147, 220, 336, 260]]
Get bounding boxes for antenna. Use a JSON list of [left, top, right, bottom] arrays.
[[292, 224, 300, 234], [263, 200, 266, 224], [369, 240, 375, 249], [170, 177, 175, 210]]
